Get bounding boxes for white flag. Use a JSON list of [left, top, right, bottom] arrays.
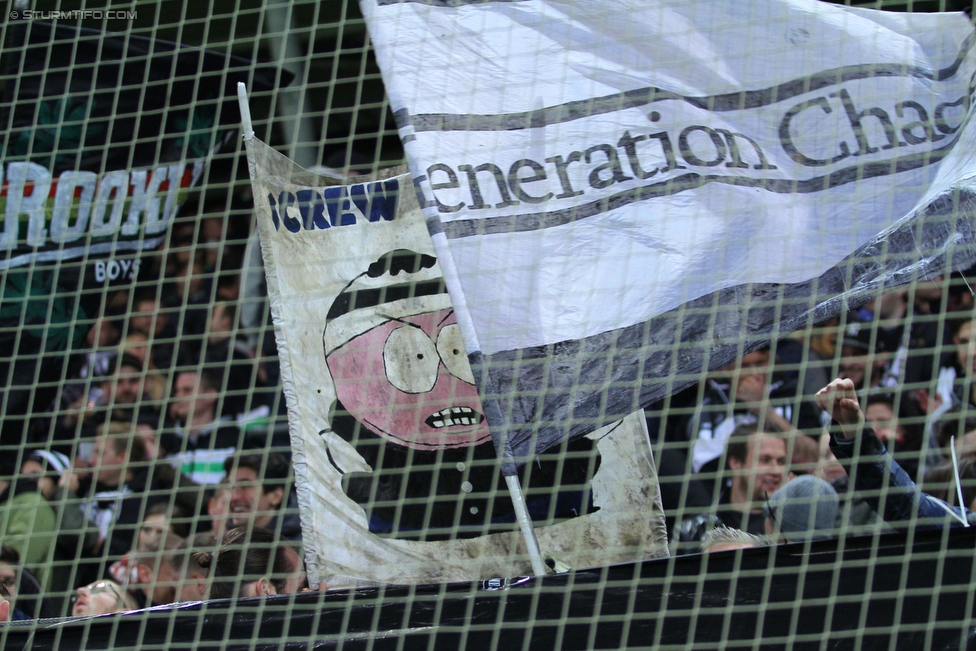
[[362, 0, 976, 463]]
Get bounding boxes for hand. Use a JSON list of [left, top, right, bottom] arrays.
[[815, 378, 864, 439], [59, 471, 80, 495]]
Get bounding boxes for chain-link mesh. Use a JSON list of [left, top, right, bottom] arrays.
[[0, 1, 975, 649]]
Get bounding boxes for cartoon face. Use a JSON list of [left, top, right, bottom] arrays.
[[326, 308, 490, 450]]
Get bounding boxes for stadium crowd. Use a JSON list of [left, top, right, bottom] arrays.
[[0, 215, 306, 620], [654, 271, 976, 553], [0, 204, 975, 619]]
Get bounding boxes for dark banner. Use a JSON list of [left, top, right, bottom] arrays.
[[0, 22, 287, 444]]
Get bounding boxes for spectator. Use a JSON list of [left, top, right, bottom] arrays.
[[920, 316, 976, 416], [194, 527, 289, 600], [665, 346, 820, 485], [0, 459, 56, 592], [133, 405, 166, 461], [208, 483, 232, 539], [40, 352, 149, 455], [125, 531, 185, 607], [0, 544, 55, 620], [0, 583, 9, 622], [20, 449, 80, 606], [280, 543, 310, 594], [90, 353, 153, 424], [128, 288, 177, 371], [121, 333, 168, 402], [836, 319, 890, 391], [817, 378, 973, 528], [163, 368, 242, 485], [203, 301, 270, 419], [789, 433, 821, 477], [934, 406, 976, 456], [66, 425, 149, 550], [700, 527, 775, 553], [674, 424, 789, 548], [109, 503, 191, 587], [77, 305, 125, 381], [71, 579, 138, 617], [762, 474, 839, 542], [858, 279, 950, 390], [773, 335, 830, 418], [59, 422, 196, 584], [922, 458, 976, 512], [169, 533, 215, 603], [222, 452, 301, 540], [139, 503, 191, 548], [862, 391, 928, 481], [20, 450, 70, 502], [0, 544, 25, 620], [163, 247, 209, 341]]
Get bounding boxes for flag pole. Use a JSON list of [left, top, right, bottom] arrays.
[[237, 82, 254, 142], [505, 475, 548, 576]]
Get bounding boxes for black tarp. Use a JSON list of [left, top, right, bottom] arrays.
[[6, 527, 976, 650]]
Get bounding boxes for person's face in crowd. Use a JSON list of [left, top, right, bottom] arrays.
[[89, 436, 128, 487], [85, 316, 120, 348], [954, 430, 976, 460], [865, 402, 903, 447], [169, 372, 216, 424], [0, 563, 18, 603], [724, 350, 770, 404], [20, 459, 57, 501], [208, 488, 231, 539], [729, 434, 788, 505], [138, 514, 169, 552], [103, 363, 145, 405], [176, 570, 207, 603], [72, 580, 127, 617], [149, 559, 180, 606], [136, 424, 160, 460], [281, 545, 309, 594], [955, 320, 976, 376], [227, 467, 284, 529], [865, 290, 908, 321], [838, 345, 869, 388], [809, 319, 840, 360], [201, 216, 224, 244], [207, 304, 234, 345], [172, 260, 204, 301], [123, 334, 151, 365], [130, 299, 168, 338], [216, 275, 241, 302]]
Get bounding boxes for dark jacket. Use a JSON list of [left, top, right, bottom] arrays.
[[829, 426, 969, 527]]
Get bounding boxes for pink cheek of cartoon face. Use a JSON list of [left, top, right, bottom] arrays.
[[326, 313, 491, 450]]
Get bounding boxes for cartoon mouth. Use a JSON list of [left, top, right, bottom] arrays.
[[425, 407, 485, 429]]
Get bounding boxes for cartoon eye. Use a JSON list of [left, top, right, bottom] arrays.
[[436, 324, 475, 385], [384, 325, 439, 394]]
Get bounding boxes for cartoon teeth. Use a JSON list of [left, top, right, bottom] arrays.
[[425, 406, 485, 428]]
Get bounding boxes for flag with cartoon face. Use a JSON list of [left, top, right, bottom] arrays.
[[244, 135, 668, 587]]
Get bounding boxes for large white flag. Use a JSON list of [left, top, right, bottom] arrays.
[[362, 0, 976, 467]]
